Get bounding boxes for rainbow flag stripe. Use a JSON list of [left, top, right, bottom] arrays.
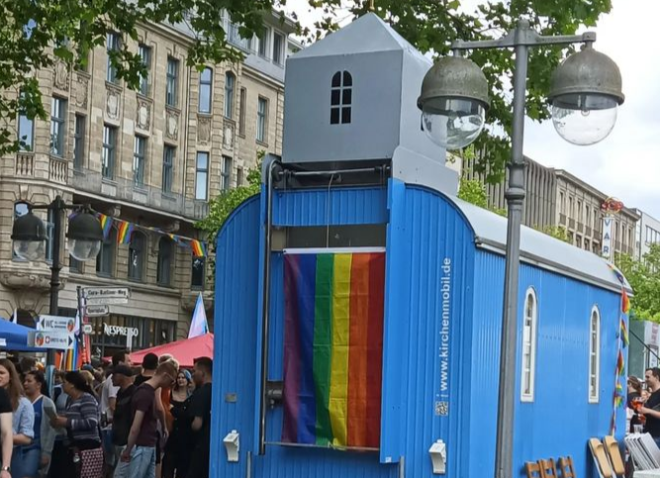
[[117, 221, 134, 244], [622, 291, 631, 314], [99, 214, 114, 240], [282, 251, 385, 448], [191, 239, 207, 258]]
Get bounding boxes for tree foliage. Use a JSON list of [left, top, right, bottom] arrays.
[[304, 0, 613, 182], [538, 225, 570, 243], [1, 0, 613, 176], [616, 245, 660, 323], [0, 0, 291, 155]]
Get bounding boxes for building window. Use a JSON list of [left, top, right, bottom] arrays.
[[102, 125, 117, 180], [199, 68, 213, 113], [224, 72, 235, 119], [589, 306, 601, 403], [273, 32, 284, 66], [195, 152, 209, 200], [585, 239, 590, 251], [133, 136, 146, 187], [256, 97, 268, 143], [128, 232, 146, 282], [192, 256, 206, 289], [559, 192, 565, 214], [568, 197, 574, 219], [330, 71, 352, 125], [521, 288, 538, 402], [162, 145, 175, 193], [221, 156, 232, 190], [96, 228, 116, 277], [13, 202, 30, 260], [69, 255, 83, 273], [238, 87, 246, 136], [236, 167, 244, 186], [258, 28, 269, 58], [106, 32, 121, 83], [577, 200, 583, 222], [138, 44, 151, 96], [157, 237, 173, 286], [73, 115, 86, 170], [18, 94, 34, 151], [166, 57, 179, 107], [585, 206, 591, 231], [50, 97, 67, 157]]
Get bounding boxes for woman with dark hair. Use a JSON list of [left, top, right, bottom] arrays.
[[162, 370, 193, 478], [23, 371, 57, 478], [628, 375, 644, 433], [0, 358, 35, 478], [50, 371, 103, 478]]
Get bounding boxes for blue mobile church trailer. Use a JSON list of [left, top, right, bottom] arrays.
[[209, 13, 629, 478]]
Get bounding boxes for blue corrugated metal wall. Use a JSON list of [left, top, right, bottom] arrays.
[[210, 196, 261, 478], [469, 251, 625, 478], [211, 181, 625, 478]]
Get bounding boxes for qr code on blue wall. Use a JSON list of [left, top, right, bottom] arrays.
[[435, 401, 449, 416]]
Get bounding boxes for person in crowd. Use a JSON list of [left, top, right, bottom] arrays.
[[19, 358, 38, 380], [23, 371, 57, 478], [100, 351, 132, 476], [48, 371, 69, 478], [79, 372, 97, 402], [628, 376, 643, 433], [186, 358, 213, 478], [50, 371, 103, 478], [162, 371, 192, 478], [641, 368, 660, 447], [133, 355, 158, 388], [0, 386, 13, 478], [115, 361, 178, 478], [109, 366, 136, 478], [0, 359, 35, 478]]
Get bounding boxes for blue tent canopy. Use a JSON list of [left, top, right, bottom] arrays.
[[0, 319, 39, 352]]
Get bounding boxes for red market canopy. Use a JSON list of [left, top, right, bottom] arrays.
[[128, 333, 214, 368]]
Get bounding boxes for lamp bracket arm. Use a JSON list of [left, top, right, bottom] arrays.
[[452, 30, 596, 51]]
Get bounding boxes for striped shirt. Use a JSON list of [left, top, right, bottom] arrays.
[[65, 393, 100, 443]]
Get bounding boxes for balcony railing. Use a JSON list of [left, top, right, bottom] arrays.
[[73, 168, 209, 221], [15, 152, 34, 176], [577, 222, 584, 234]]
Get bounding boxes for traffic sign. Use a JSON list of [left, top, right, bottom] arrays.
[[85, 304, 109, 317], [82, 324, 93, 334], [36, 315, 77, 333], [28, 331, 74, 350], [84, 287, 130, 305]]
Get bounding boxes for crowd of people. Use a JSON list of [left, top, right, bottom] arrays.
[[0, 351, 213, 478]]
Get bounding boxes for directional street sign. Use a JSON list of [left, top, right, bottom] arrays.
[[85, 304, 110, 317], [84, 287, 130, 305], [36, 315, 77, 333], [28, 331, 74, 350]]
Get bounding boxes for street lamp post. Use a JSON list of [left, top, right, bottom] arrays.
[[11, 195, 103, 364], [418, 19, 624, 478]]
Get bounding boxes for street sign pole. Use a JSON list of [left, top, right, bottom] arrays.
[[76, 286, 87, 366]]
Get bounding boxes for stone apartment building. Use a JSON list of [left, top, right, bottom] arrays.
[[463, 155, 638, 257], [0, 12, 296, 358]]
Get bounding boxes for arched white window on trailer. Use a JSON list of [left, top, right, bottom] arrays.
[[521, 288, 538, 402], [589, 306, 601, 403]]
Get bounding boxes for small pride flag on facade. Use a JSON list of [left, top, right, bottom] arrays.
[[282, 250, 385, 449], [191, 239, 207, 258], [98, 214, 114, 240], [117, 221, 134, 244]]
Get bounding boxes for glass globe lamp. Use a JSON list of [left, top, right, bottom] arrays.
[[67, 212, 104, 262]]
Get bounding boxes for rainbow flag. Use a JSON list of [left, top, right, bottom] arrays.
[[622, 291, 631, 314], [191, 239, 207, 258], [117, 221, 134, 244], [282, 250, 385, 448], [98, 214, 114, 240], [620, 318, 629, 348], [617, 349, 625, 377]]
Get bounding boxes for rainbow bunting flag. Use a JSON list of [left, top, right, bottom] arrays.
[[117, 221, 134, 244], [622, 291, 631, 314], [191, 239, 207, 258], [617, 350, 625, 377], [282, 251, 385, 448], [607, 263, 626, 285], [620, 318, 629, 348], [98, 214, 114, 240]]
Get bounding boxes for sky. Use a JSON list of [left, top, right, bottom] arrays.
[[283, 0, 660, 219]]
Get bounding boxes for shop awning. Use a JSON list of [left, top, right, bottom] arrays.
[[0, 319, 40, 352], [128, 333, 214, 368]]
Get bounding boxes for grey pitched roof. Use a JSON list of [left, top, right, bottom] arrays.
[[292, 13, 427, 61], [451, 196, 631, 293]]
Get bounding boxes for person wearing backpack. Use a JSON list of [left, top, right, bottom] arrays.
[[109, 367, 135, 478]]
